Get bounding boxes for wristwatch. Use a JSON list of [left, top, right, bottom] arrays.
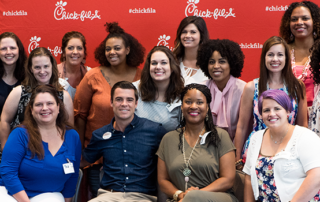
[[173, 190, 183, 201]]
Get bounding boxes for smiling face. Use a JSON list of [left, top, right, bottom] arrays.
[[180, 23, 201, 49], [208, 51, 231, 88], [149, 51, 171, 84], [290, 6, 314, 40], [261, 98, 289, 129], [64, 38, 84, 66], [265, 44, 286, 74], [31, 56, 53, 85], [0, 37, 19, 67], [181, 89, 208, 125], [31, 92, 59, 126], [105, 37, 130, 67], [111, 88, 137, 123]]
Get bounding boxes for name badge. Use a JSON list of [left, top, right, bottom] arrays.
[[63, 158, 75, 174]]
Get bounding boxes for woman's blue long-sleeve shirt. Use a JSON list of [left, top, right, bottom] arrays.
[[0, 127, 81, 198]]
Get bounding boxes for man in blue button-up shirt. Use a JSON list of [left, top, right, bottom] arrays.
[[82, 81, 167, 202]]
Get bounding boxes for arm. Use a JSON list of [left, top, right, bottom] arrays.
[[244, 174, 255, 202], [295, 85, 308, 127], [200, 151, 236, 192], [12, 190, 30, 202], [73, 74, 93, 149], [64, 198, 72, 202], [291, 167, 320, 202], [63, 90, 74, 126], [0, 86, 22, 150], [233, 82, 255, 161], [158, 157, 184, 200]]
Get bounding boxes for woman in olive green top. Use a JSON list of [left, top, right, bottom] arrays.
[[157, 84, 238, 202]]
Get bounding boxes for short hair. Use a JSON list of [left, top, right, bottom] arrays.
[[0, 32, 26, 81], [173, 16, 209, 60], [197, 39, 244, 79], [178, 84, 220, 150], [23, 47, 63, 91], [258, 36, 305, 102], [279, 1, 320, 43], [111, 81, 138, 102], [60, 31, 87, 62], [311, 40, 320, 84], [258, 89, 292, 115], [23, 84, 71, 159], [94, 22, 145, 68], [139, 46, 184, 103]]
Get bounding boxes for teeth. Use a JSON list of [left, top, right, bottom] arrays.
[[213, 72, 221, 75], [155, 72, 164, 75], [271, 64, 279, 67], [269, 118, 277, 121], [41, 113, 49, 115], [190, 113, 198, 115]]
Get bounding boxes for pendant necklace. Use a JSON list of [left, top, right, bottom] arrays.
[[291, 48, 310, 82], [182, 127, 205, 191], [270, 125, 289, 145]]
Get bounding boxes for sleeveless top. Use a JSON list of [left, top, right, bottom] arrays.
[[0, 79, 20, 115], [241, 78, 298, 162], [10, 85, 63, 129]]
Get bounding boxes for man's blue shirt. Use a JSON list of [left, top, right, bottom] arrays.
[[83, 114, 167, 196]]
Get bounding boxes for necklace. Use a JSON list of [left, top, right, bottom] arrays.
[[270, 125, 289, 145], [182, 127, 205, 191], [291, 48, 311, 82]]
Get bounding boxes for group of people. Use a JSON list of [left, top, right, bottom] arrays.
[[0, 1, 320, 202]]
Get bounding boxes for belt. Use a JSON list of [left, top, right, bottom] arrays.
[[105, 188, 121, 193]]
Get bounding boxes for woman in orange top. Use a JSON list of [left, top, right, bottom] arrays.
[[74, 22, 145, 199]]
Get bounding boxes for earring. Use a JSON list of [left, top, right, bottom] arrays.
[[181, 115, 184, 122], [206, 114, 208, 121], [290, 33, 294, 41], [314, 32, 318, 39], [82, 59, 86, 64]]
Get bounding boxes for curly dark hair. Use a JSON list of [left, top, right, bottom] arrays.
[[0, 32, 26, 82], [94, 22, 145, 67], [173, 16, 209, 60], [310, 39, 320, 84], [177, 84, 220, 152], [139, 46, 184, 103], [60, 31, 87, 63], [280, 1, 320, 43], [197, 39, 244, 79]]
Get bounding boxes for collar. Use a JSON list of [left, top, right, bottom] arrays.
[[110, 114, 139, 133], [199, 132, 211, 145]]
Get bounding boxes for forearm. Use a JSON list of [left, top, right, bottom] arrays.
[[159, 179, 182, 198], [200, 177, 233, 192], [74, 117, 86, 149], [233, 127, 247, 161], [0, 121, 11, 150], [65, 198, 72, 202], [291, 170, 320, 202], [244, 175, 255, 202], [13, 190, 30, 202]]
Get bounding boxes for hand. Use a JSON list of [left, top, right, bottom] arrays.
[[185, 186, 199, 195]]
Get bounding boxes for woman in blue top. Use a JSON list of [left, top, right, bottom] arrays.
[[0, 85, 81, 202]]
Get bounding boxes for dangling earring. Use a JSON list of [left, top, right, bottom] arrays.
[[181, 115, 184, 122], [314, 31, 318, 39], [206, 114, 208, 122], [290, 33, 294, 41], [82, 58, 86, 64]]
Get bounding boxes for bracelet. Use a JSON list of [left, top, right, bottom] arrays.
[[173, 190, 183, 201], [235, 159, 243, 166]]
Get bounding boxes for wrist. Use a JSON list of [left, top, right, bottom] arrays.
[[173, 190, 183, 201]]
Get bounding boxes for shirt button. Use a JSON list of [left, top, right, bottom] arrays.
[[125, 164, 128, 167], [126, 177, 129, 180], [123, 136, 125, 138], [133, 125, 135, 128], [124, 185, 126, 188], [124, 150, 126, 152]]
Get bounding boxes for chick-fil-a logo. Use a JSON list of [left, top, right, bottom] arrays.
[[28, 36, 62, 57], [157, 35, 174, 51], [185, 0, 236, 19], [54, 1, 101, 21]]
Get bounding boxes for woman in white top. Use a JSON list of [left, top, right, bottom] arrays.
[[58, 31, 91, 100], [134, 46, 184, 132], [173, 16, 209, 85], [243, 89, 320, 202]]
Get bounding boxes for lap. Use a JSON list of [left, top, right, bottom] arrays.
[[182, 190, 238, 202], [89, 188, 157, 202], [0, 186, 64, 202]]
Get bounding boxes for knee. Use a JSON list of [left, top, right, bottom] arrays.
[[182, 190, 202, 202]]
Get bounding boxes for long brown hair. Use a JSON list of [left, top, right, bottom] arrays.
[[22, 85, 71, 159], [258, 36, 305, 102], [139, 46, 184, 103], [23, 47, 63, 92]]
